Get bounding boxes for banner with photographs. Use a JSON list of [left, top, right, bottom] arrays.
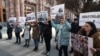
[[50, 4, 64, 24], [18, 17, 26, 27], [37, 11, 48, 23], [79, 12, 100, 28], [71, 33, 93, 56], [26, 12, 36, 22], [8, 17, 26, 27], [8, 17, 16, 25]]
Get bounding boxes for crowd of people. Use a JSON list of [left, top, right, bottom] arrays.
[[0, 15, 100, 56]]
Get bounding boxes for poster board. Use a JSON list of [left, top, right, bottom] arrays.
[[71, 33, 93, 56], [26, 12, 36, 22], [50, 4, 64, 19], [38, 11, 48, 22], [79, 12, 100, 28]]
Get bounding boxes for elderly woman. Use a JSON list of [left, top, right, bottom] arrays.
[[74, 22, 100, 56]]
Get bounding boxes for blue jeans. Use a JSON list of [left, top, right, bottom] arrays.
[[34, 39, 39, 48]]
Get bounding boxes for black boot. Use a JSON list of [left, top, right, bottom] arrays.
[[69, 47, 73, 53], [26, 39, 30, 48], [23, 39, 27, 47], [33, 47, 36, 51], [35, 47, 38, 51]]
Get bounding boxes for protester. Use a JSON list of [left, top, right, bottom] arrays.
[[14, 22, 22, 44], [69, 18, 81, 53], [23, 22, 31, 48], [0, 25, 2, 39], [54, 8, 63, 42], [6, 22, 13, 40], [40, 18, 52, 56], [74, 22, 100, 56], [32, 21, 39, 51], [38, 22, 44, 43], [51, 16, 71, 56]]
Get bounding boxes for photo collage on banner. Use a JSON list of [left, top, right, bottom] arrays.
[[71, 33, 93, 56], [37, 11, 48, 23], [8, 17, 26, 27], [79, 12, 100, 28], [50, 4, 64, 24], [26, 12, 36, 23]]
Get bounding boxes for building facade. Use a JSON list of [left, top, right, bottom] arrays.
[[0, 0, 75, 22]]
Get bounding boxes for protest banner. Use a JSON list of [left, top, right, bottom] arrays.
[[8, 17, 16, 25], [50, 4, 65, 24], [79, 12, 100, 28], [26, 12, 36, 22], [38, 11, 48, 22], [71, 33, 93, 56]]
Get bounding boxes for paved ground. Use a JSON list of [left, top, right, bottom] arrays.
[[0, 26, 73, 56]]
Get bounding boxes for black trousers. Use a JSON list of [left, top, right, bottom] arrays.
[[59, 45, 68, 56], [44, 37, 51, 52], [15, 32, 21, 44], [0, 31, 2, 39], [7, 32, 12, 39], [39, 31, 43, 42]]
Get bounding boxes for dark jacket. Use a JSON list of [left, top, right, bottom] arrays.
[[71, 22, 81, 33], [0, 25, 2, 30], [7, 22, 13, 33], [42, 21, 52, 39]]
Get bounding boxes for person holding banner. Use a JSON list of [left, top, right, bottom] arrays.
[[23, 22, 31, 48], [74, 22, 100, 56], [14, 22, 22, 44], [6, 22, 14, 40], [32, 21, 39, 51], [51, 16, 71, 56], [40, 19, 52, 56]]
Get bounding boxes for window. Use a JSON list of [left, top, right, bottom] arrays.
[[2, 0, 6, 7]]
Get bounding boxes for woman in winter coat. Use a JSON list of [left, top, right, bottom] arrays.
[[74, 22, 100, 56], [51, 16, 71, 56], [32, 21, 39, 51], [23, 22, 31, 47], [15, 23, 22, 44], [40, 20, 52, 56]]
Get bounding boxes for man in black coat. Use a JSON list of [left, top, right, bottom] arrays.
[[0, 25, 2, 39], [40, 20, 52, 56], [71, 19, 81, 33], [70, 18, 81, 53], [6, 22, 13, 40]]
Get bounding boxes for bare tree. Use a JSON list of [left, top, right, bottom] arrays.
[[57, 0, 100, 18]]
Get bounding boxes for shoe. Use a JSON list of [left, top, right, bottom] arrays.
[[18, 42, 21, 45], [69, 48, 73, 53], [26, 45, 30, 48], [23, 44, 27, 47], [42, 51, 48, 54], [35, 48, 38, 52], [6, 38, 10, 40], [46, 52, 50, 56], [33, 48, 36, 51], [14, 42, 18, 44]]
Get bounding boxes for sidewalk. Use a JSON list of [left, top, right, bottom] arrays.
[[0, 26, 73, 56]]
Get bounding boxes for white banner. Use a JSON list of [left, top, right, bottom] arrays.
[[8, 17, 16, 25], [50, 4, 65, 19], [26, 12, 36, 22], [18, 17, 26, 27], [38, 11, 48, 22], [79, 12, 100, 28]]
